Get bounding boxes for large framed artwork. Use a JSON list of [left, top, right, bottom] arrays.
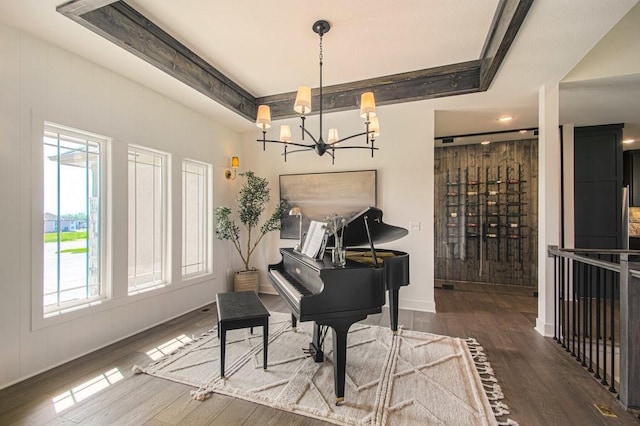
[[279, 170, 377, 239]]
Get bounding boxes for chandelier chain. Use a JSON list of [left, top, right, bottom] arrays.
[[319, 33, 323, 143]]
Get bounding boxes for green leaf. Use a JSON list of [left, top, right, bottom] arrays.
[[214, 206, 240, 242], [214, 171, 287, 270]]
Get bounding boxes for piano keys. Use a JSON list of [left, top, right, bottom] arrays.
[[268, 207, 410, 404]]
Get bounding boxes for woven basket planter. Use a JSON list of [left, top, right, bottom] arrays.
[[233, 269, 259, 293]]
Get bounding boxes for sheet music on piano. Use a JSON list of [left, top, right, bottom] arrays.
[[300, 220, 328, 259]]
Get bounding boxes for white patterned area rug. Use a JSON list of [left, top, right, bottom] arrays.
[[134, 312, 517, 425]]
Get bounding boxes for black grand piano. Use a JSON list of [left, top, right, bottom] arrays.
[[267, 207, 409, 404]]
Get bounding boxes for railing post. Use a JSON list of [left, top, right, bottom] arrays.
[[619, 254, 640, 409]]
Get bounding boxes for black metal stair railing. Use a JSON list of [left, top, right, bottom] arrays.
[[548, 247, 640, 410]]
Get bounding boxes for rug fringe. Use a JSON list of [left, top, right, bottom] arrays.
[[466, 338, 519, 426], [491, 401, 511, 416], [484, 383, 505, 400], [190, 388, 212, 401]]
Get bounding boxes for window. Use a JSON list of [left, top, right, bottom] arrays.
[[128, 146, 168, 293], [182, 159, 212, 277], [43, 124, 105, 314]]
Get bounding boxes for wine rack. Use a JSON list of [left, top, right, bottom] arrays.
[[465, 167, 481, 259], [435, 139, 537, 288], [484, 166, 501, 261], [446, 168, 462, 249], [505, 164, 527, 262], [443, 163, 528, 263]]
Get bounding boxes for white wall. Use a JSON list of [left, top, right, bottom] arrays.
[[0, 24, 242, 389], [563, 2, 640, 83], [240, 102, 437, 314]]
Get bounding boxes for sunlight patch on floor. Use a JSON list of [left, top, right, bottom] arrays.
[[52, 367, 124, 413], [146, 334, 193, 361]]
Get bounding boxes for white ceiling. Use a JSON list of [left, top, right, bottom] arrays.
[[128, 0, 499, 95], [1, 0, 639, 143]]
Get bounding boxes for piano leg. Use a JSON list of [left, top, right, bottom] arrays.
[[320, 315, 367, 405], [330, 323, 350, 406], [291, 314, 297, 332], [389, 288, 400, 333]]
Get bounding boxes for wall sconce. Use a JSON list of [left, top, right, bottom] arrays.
[[224, 156, 239, 180]]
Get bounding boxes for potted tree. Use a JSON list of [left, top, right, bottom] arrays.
[[214, 171, 288, 292]]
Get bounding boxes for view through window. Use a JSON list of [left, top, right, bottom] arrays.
[[43, 125, 104, 313]]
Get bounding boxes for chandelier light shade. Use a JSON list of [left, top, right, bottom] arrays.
[[256, 19, 381, 164], [280, 125, 292, 142], [359, 92, 377, 119], [256, 105, 272, 129], [369, 116, 380, 138], [328, 128, 339, 144], [294, 87, 312, 114]]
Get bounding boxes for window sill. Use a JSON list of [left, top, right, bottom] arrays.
[[127, 282, 169, 296], [44, 298, 106, 319]]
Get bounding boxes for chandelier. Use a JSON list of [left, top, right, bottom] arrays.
[[255, 20, 380, 164]]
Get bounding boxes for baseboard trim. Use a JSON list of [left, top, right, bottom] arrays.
[[535, 318, 555, 337], [399, 298, 436, 313], [435, 279, 536, 297]]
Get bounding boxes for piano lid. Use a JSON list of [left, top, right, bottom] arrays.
[[328, 207, 408, 248]]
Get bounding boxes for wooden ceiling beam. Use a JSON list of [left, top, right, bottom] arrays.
[[57, 0, 118, 16], [57, 1, 257, 121], [479, 0, 535, 90], [257, 61, 481, 120], [57, 0, 533, 122]]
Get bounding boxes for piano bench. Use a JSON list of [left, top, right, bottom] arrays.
[[216, 291, 270, 378]]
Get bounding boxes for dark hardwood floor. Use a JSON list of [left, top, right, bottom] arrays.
[[1, 288, 638, 425]]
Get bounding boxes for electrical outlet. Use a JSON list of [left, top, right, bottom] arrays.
[[410, 221, 421, 231]]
